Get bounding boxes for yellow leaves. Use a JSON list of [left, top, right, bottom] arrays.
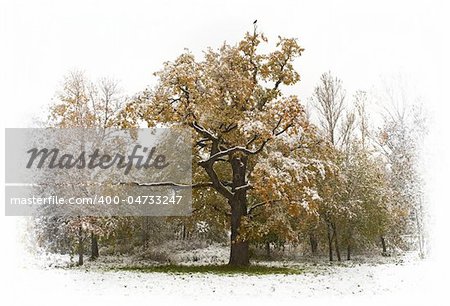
[[261, 37, 304, 86], [116, 29, 318, 244], [50, 71, 125, 129], [288, 203, 301, 217], [134, 29, 306, 137]]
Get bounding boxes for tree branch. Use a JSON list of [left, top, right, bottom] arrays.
[[119, 181, 213, 189]]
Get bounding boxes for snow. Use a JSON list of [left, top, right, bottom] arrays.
[[9, 258, 426, 297], [0, 219, 440, 306], [3, 243, 437, 306]]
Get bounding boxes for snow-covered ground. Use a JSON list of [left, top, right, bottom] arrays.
[[0, 219, 440, 306], [2, 246, 437, 306]]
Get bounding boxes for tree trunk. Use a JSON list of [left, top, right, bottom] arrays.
[[309, 232, 318, 256], [332, 223, 341, 261], [414, 206, 425, 258], [346, 230, 352, 260], [182, 224, 187, 240], [90, 232, 99, 260], [229, 200, 249, 266], [77, 224, 83, 266], [265, 242, 271, 258], [228, 157, 250, 267], [327, 223, 333, 261], [381, 236, 387, 255], [142, 217, 149, 248]]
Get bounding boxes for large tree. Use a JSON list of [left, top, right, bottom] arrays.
[[120, 27, 322, 266]]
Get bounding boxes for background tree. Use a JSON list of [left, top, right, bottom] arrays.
[[310, 72, 348, 261], [375, 81, 427, 257], [41, 70, 125, 265]]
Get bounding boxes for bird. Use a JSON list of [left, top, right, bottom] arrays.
[[253, 19, 257, 24]]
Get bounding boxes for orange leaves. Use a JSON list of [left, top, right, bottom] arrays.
[[50, 71, 125, 129], [117, 29, 320, 245], [287, 203, 301, 217], [380, 130, 389, 144], [128, 29, 306, 142]]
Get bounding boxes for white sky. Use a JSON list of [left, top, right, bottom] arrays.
[[0, 0, 445, 126], [1, 0, 450, 295]]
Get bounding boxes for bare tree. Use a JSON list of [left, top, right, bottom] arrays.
[[354, 90, 369, 149], [311, 72, 346, 146], [311, 72, 348, 261]]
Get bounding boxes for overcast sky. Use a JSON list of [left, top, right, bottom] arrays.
[[0, 0, 445, 126]]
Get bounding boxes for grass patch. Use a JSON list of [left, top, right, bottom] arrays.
[[115, 264, 304, 275]]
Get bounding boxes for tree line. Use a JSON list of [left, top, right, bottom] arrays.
[[32, 28, 427, 267]]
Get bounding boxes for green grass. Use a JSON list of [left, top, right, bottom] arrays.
[[115, 264, 304, 275]]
